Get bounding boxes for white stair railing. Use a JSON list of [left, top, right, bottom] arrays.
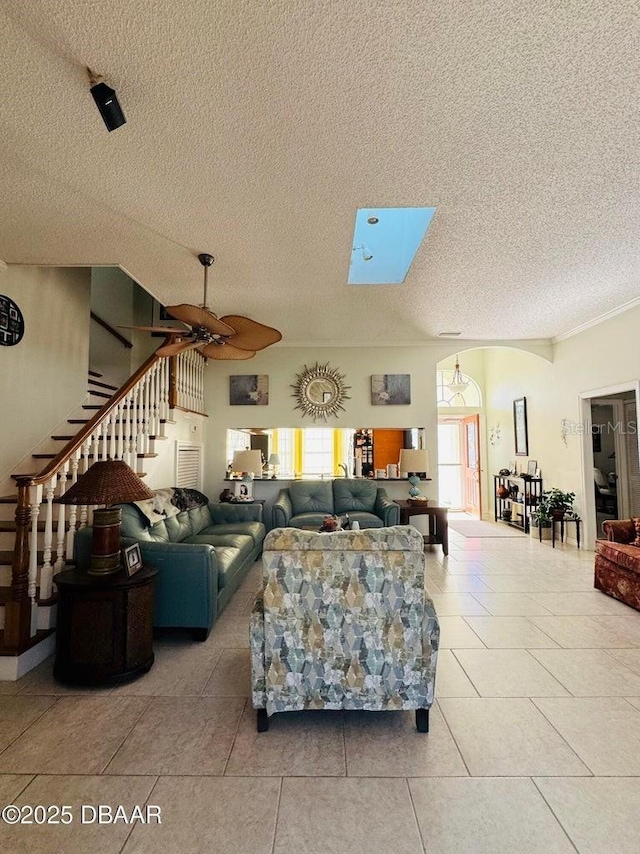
[[7, 351, 171, 649], [171, 350, 206, 414]]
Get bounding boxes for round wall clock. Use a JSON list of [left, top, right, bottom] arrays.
[[291, 362, 350, 422], [0, 295, 25, 346]]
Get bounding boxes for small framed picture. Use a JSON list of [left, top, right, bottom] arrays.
[[527, 460, 538, 476], [123, 543, 143, 577], [234, 481, 254, 500]]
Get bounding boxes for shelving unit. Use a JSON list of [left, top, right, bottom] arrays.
[[494, 474, 542, 533], [354, 429, 373, 477]]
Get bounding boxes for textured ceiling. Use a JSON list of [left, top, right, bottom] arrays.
[[0, 1, 638, 344]]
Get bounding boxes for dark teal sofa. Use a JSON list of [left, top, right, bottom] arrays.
[[75, 502, 265, 640], [272, 479, 399, 530]]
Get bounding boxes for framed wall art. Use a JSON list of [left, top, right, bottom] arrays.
[[229, 375, 269, 405], [513, 397, 529, 456], [371, 374, 411, 405]]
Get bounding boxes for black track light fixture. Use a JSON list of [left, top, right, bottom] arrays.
[[88, 68, 126, 132]]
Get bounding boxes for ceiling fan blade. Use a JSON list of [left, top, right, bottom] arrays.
[[219, 315, 282, 351], [155, 339, 201, 357], [200, 342, 256, 360], [118, 325, 189, 333], [166, 304, 235, 336]]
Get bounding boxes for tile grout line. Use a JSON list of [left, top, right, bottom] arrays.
[[100, 696, 154, 774], [530, 776, 581, 854], [0, 695, 62, 760], [459, 616, 488, 647], [404, 776, 428, 854], [434, 699, 472, 777], [222, 696, 248, 776], [448, 649, 482, 696], [269, 776, 284, 854], [117, 773, 160, 854], [528, 698, 596, 776]]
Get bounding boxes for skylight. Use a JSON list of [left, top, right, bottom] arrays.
[[348, 207, 436, 285]]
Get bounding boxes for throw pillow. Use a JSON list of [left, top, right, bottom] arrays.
[[633, 517, 640, 547]]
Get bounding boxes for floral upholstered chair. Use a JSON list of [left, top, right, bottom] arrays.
[[250, 525, 439, 732]]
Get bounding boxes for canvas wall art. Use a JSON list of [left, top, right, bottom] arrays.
[[229, 375, 269, 405], [371, 374, 411, 405]]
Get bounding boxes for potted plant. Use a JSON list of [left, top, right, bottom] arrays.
[[541, 488, 576, 521], [529, 500, 553, 539]]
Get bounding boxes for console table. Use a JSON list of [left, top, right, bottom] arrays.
[[397, 500, 449, 556], [53, 565, 156, 686]]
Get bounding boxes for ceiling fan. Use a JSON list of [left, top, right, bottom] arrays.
[[126, 253, 282, 360]]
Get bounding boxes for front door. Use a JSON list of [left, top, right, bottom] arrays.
[[463, 415, 481, 517]]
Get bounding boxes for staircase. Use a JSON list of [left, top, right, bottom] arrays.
[[0, 348, 206, 677]]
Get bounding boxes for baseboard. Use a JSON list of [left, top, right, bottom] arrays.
[[0, 632, 55, 680]]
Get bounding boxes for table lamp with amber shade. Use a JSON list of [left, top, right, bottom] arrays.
[[60, 460, 154, 575]]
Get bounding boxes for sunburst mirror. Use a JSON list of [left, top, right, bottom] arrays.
[[291, 362, 350, 422]]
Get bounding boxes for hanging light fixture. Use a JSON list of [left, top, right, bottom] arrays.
[[447, 355, 469, 394]]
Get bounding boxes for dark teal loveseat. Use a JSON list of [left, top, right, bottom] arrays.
[[272, 479, 399, 530], [75, 502, 265, 640]]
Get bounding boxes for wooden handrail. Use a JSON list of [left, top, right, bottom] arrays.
[[90, 312, 132, 349], [14, 349, 164, 488]]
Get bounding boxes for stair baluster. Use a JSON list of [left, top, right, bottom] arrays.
[[39, 476, 56, 601], [54, 461, 70, 581], [65, 452, 80, 558], [28, 484, 43, 635]]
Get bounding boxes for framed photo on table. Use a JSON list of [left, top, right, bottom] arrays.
[[234, 481, 254, 500], [123, 543, 143, 577], [513, 397, 529, 456]]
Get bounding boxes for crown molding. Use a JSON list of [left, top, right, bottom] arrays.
[[553, 297, 640, 343]]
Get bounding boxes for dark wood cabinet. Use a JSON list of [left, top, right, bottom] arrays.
[[53, 565, 156, 686]]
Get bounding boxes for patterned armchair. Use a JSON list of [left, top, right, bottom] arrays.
[[250, 525, 439, 732]]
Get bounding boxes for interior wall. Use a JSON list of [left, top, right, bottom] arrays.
[[0, 265, 91, 493], [90, 267, 156, 386], [484, 303, 640, 538], [203, 346, 441, 499], [202, 342, 550, 503]]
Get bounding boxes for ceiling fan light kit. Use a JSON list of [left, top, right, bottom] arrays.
[[128, 253, 282, 361]]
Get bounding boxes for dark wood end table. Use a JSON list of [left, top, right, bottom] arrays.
[[53, 565, 157, 686], [397, 500, 449, 556]]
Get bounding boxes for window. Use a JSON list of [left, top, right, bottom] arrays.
[[226, 429, 251, 465], [302, 428, 334, 477], [436, 370, 482, 407], [438, 421, 463, 509], [277, 428, 295, 478]]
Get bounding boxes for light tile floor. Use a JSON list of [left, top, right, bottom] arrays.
[[1, 529, 640, 852]]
